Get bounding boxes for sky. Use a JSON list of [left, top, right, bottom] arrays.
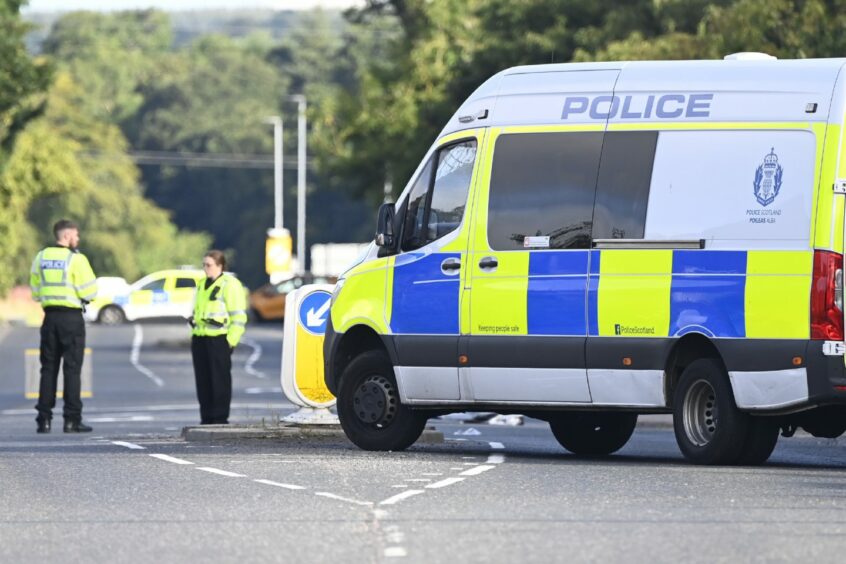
[[23, 0, 363, 12]]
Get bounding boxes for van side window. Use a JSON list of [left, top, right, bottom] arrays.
[[592, 131, 658, 240], [401, 139, 477, 251], [487, 132, 603, 250]]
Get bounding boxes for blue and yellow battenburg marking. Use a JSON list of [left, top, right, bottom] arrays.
[[387, 249, 812, 339]]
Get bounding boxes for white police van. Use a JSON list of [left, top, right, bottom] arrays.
[[325, 53, 846, 464]]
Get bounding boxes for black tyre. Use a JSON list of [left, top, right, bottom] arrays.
[[549, 411, 638, 455], [337, 350, 427, 451], [673, 358, 749, 465], [98, 305, 126, 325], [736, 416, 779, 466]]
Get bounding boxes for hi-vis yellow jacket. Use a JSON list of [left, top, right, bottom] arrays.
[[30, 246, 98, 309], [192, 274, 247, 347]]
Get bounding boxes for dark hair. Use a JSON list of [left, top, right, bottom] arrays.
[[53, 219, 78, 241], [204, 250, 227, 270]]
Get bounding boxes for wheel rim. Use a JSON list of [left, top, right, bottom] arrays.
[[101, 308, 121, 324], [683, 378, 718, 447], [352, 375, 397, 428]]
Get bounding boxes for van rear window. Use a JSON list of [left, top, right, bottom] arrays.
[[488, 132, 602, 250]]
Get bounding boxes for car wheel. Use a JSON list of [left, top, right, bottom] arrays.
[[548, 412, 638, 455], [673, 358, 749, 465], [98, 305, 126, 325], [337, 350, 427, 451]]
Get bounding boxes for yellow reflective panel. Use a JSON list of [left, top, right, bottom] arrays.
[[332, 257, 390, 335], [745, 250, 812, 339], [469, 251, 529, 335], [597, 250, 672, 337]]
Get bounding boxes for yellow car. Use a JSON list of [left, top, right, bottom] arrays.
[[86, 269, 205, 325]]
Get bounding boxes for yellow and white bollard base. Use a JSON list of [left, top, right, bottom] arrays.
[[280, 284, 339, 425]]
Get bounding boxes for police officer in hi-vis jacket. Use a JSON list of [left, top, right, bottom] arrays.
[[30, 219, 98, 433], [190, 250, 247, 424]]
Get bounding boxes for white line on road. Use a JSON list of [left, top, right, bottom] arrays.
[[240, 337, 266, 379], [149, 453, 194, 465], [197, 467, 247, 478], [486, 454, 505, 464], [2, 402, 292, 416], [315, 492, 373, 506], [131, 325, 165, 387], [254, 479, 306, 490], [460, 465, 496, 476], [379, 490, 424, 506], [426, 477, 465, 489], [403, 478, 430, 482], [384, 547, 407, 558], [488, 442, 505, 450], [90, 415, 154, 423], [112, 441, 145, 450]]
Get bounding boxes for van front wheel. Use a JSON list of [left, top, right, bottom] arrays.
[[337, 350, 427, 451], [549, 412, 637, 455]]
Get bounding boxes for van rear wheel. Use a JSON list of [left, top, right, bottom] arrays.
[[673, 359, 749, 465], [337, 350, 427, 451], [737, 416, 779, 466], [549, 412, 637, 455]]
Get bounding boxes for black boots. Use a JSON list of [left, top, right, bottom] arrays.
[[63, 420, 93, 433], [36, 418, 51, 433]]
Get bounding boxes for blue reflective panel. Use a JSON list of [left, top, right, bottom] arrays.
[[527, 252, 589, 335], [670, 275, 746, 338], [391, 252, 460, 334], [152, 290, 169, 304], [672, 250, 747, 274]]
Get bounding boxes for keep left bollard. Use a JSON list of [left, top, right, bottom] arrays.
[[280, 284, 339, 424]]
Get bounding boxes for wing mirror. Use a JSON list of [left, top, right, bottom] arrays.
[[375, 203, 396, 248]]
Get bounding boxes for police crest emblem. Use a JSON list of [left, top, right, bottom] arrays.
[[753, 148, 783, 207]]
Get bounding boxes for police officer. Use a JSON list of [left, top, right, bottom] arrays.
[[190, 250, 247, 424], [30, 219, 98, 433]]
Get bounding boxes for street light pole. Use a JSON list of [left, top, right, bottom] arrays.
[[292, 95, 307, 274], [265, 116, 284, 229]]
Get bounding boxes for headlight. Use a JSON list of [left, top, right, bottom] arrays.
[[331, 278, 346, 307]]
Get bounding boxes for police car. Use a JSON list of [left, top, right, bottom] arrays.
[[86, 269, 205, 325], [325, 53, 846, 465]]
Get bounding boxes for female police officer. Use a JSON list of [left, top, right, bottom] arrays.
[[190, 250, 247, 424]]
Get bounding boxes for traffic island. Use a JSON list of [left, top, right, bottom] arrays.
[[182, 422, 444, 444]]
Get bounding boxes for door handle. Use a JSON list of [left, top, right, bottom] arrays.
[[478, 257, 498, 271], [441, 257, 461, 275]]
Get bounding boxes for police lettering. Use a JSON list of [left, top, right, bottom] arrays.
[[561, 93, 714, 120]]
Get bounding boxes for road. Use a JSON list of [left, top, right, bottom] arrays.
[[2, 322, 846, 563]]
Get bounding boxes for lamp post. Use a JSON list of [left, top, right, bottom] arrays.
[[290, 95, 307, 274], [264, 116, 284, 230]]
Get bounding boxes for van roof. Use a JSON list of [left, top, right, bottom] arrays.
[[440, 57, 846, 137]]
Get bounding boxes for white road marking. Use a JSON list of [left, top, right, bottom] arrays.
[[404, 478, 430, 482], [254, 479, 306, 490], [245, 387, 282, 395], [460, 465, 496, 476], [486, 454, 505, 464], [488, 441, 505, 450], [391, 485, 409, 488], [197, 467, 247, 478], [384, 547, 407, 558], [450, 467, 464, 471], [131, 325, 165, 387], [240, 337, 266, 379], [150, 453, 193, 465], [445, 438, 467, 442], [426, 477, 465, 489], [2, 402, 292, 416], [112, 441, 145, 450], [315, 492, 373, 506], [421, 472, 443, 476], [89, 415, 154, 423], [461, 456, 478, 460], [379, 490, 424, 506]]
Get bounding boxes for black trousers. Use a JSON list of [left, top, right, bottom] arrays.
[[36, 309, 85, 422], [191, 335, 232, 424]]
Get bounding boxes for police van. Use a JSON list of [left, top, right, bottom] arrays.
[[325, 54, 846, 465]]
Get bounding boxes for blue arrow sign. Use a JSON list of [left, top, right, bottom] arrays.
[[298, 290, 332, 335]]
